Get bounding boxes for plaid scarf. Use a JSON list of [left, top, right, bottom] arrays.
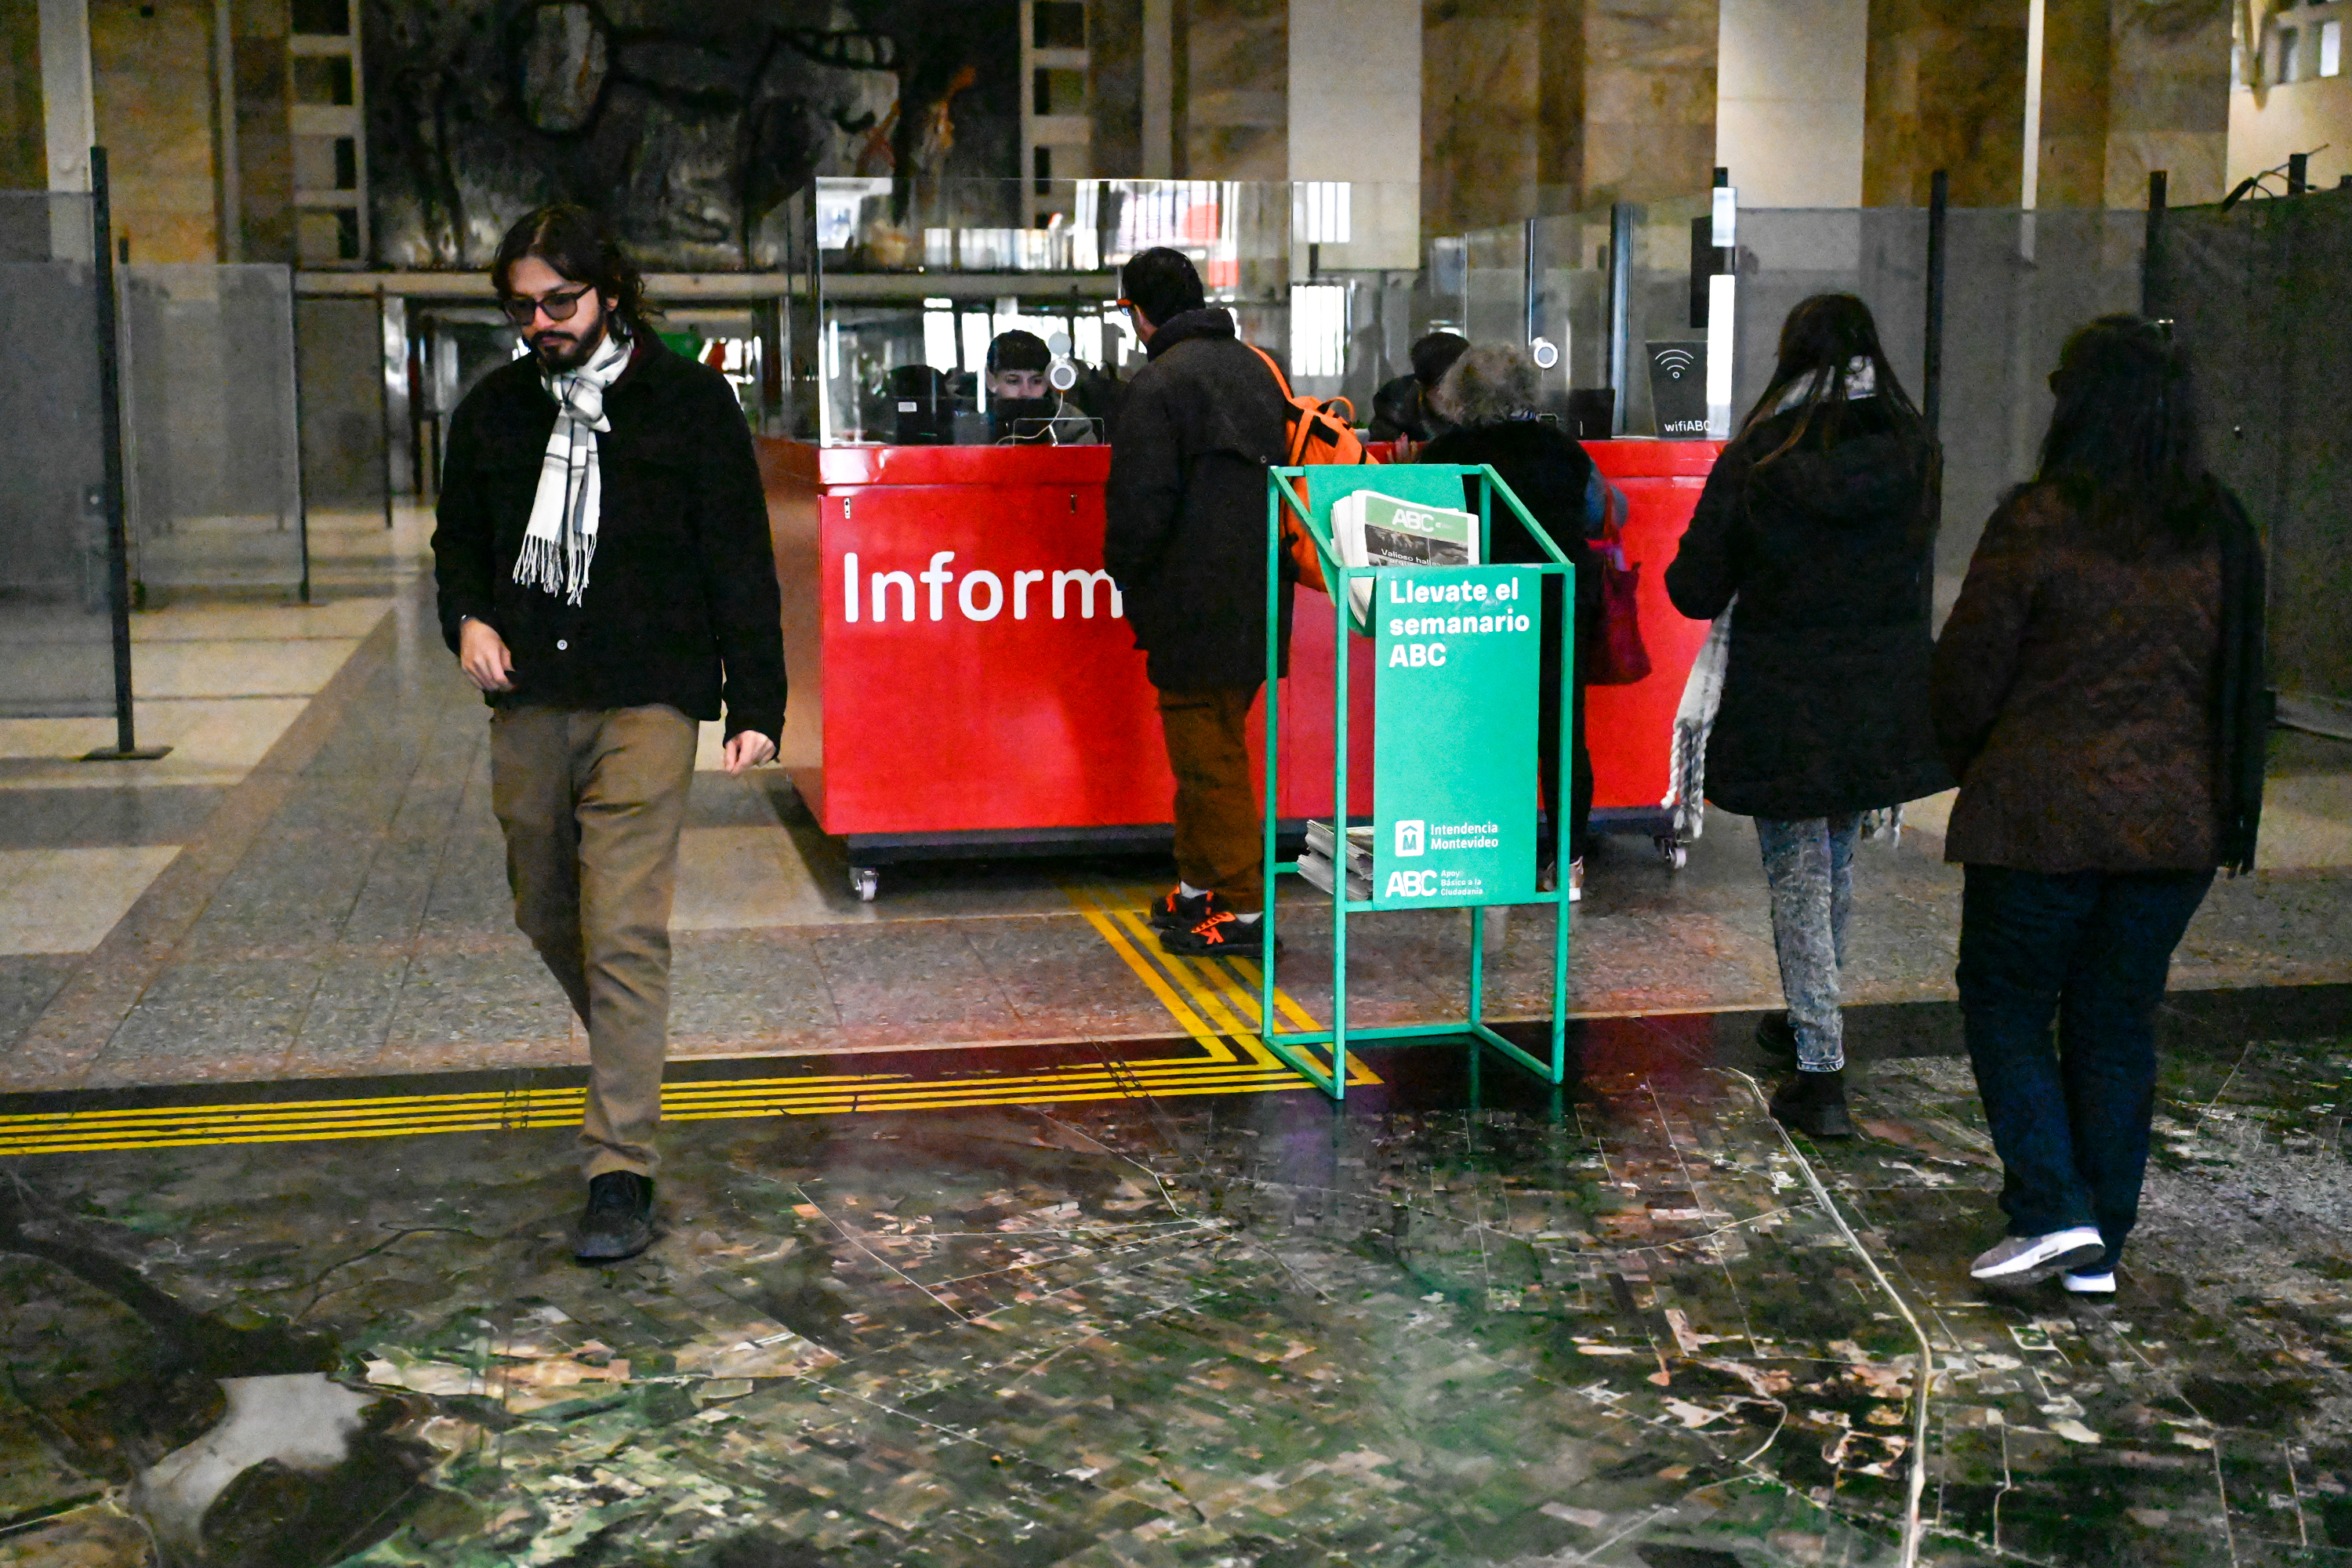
[[516, 328, 631, 604]]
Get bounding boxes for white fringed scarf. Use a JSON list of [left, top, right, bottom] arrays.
[[516, 328, 631, 604]]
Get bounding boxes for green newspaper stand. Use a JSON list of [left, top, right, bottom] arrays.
[[1258, 465, 1575, 1100]]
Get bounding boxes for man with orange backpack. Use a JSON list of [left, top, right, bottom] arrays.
[[1104, 247, 1295, 956]]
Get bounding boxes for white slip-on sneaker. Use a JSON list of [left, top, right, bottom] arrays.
[[1969, 1226, 2107, 1284], [2061, 1270, 2117, 1295], [1567, 858, 1584, 903]]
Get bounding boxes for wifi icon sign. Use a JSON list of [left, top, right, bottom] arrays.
[[1654, 347, 1698, 381]]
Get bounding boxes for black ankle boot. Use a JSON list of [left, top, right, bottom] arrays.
[[575, 1171, 655, 1261], [1769, 1069, 1856, 1138]]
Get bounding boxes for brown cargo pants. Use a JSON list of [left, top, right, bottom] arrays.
[[1156, 684, 1265, 913], [490, 704, 698, 1179]]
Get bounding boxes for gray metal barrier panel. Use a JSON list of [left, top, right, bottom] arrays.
[[0, 192, 114, 718], [118, 263, 306, 593], [2154, 188, 2352, 731]]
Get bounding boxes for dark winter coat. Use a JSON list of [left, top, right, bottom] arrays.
[[1929, 479, 2267, 873], [431, 337, 787, 742], [1664, 402, 1951, 819], [1414, 419, 1602, 626], [1103, 308, 1294, 691]]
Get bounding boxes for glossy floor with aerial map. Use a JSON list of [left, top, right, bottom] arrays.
[[5, 528, 2352, 1565]]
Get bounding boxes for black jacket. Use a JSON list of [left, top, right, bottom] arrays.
[[1368, 375, 1444, 443], [1103, 309, 1293, 691], [431, 338, 787, 742], [1664, 403, 1951, 818], [1414, 419, 1602, 624]]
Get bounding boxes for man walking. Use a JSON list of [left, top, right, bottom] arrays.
[[1103, 247, 1291, 956], [432, 205, 786, 1261]]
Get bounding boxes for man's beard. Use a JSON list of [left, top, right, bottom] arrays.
[[532, 311, 608, 372]]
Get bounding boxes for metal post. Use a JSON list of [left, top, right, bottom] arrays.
[[286, 276, 314, 604], [1607, 202, 1635, 435], [1550, 550, 1571, 1081], [1330, 568, 1349, 1100], [376, 285, 395, 532], [1922, 169, 1948, 439], [1262, 480, 1281, 1057], [82, 147, 168, 763], [2288, 152, 2308, 196], [2141, 169, 2167, 318], [1523, 216, 1539, 347]]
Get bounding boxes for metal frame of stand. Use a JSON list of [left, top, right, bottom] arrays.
[[1257, 464, 1575, 1101]]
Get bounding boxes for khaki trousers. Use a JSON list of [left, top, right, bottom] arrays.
[[490, 704, 698, 1179], [1156, 685, 1265, 913]]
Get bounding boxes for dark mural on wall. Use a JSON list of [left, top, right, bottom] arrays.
[[365, 0, 1020, 270]]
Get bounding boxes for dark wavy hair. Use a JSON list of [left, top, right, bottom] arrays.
[[2034, 314, 2212, 552], [491, 204, 653, 336], [1739, 292, 1927, 469]]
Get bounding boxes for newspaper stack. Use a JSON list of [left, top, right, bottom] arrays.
[[1298, 819, 1374, 902], [1330, 490, 1481, 632]]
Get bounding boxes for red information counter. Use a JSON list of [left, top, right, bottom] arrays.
[[760, 437, 1720, 898]]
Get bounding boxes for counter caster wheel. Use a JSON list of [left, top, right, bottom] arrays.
[[1654, 836, 1688, 870], [848, 866, 880, 902]]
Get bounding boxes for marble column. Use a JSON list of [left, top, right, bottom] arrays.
[[1089, 0, 1145, 178], [1, 5, 45, 188], [89, 0, 220, 262], [2103, 0, 2230, 205], [230, 0, 292, 263], [1864, 0, 2027, 205], [1421, 0, 1542, 230], [1177, 0, 1288, 180], [1578, 0, 1719, 205]]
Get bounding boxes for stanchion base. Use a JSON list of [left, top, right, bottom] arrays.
[[80, 746, 172, 762]]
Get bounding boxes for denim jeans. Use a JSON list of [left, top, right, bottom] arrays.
[[1957, 863, 2215, 1269], [1755, 815, 1862, 1072]]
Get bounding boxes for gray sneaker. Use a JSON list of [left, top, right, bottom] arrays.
[[2061, 1270, 2117, 1296], [1969, 1226, 2104, 1284]]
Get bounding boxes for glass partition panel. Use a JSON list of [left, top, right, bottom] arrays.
[[0, 192, 114, 717], [1619, 197, 1715, 438], [295, 295, 394, 594], [118, 264, 306, 592], [804, 177, 1419, 444], [1731, 207, 2140, 611]]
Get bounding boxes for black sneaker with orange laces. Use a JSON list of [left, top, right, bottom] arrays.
[[1149, 886, 1214, 931], [1160, 909, 1283, 960]]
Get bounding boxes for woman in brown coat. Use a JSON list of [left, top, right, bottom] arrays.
[[1931, 315, 2266, 1294]]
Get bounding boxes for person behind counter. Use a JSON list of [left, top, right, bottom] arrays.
[[431, 204, 786, 1262], [983, 328, 1057, 442], [1368, 331, 1470, 447], [1664, 292, 1949, 1140], [1931, 316, 2266, 1293], [1102, 246, 1293, 956], [1414, 345, 1607, 901]]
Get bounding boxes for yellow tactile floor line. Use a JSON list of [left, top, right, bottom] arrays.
[[0, 886, 1361, 1156]]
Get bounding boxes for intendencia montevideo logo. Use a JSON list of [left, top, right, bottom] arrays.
[[1384, 575, 1531, 667]]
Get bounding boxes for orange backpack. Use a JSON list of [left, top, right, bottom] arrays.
[[1245, 343, 1374, 467], [1245, 343, 1375, 594]]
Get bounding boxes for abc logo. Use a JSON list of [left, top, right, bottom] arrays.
[[1385, 869, 1439, 898]]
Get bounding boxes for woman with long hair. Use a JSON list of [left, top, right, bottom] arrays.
[[1666, 293, 1951, 1136], [1417, 345, 1606, 895], [1933, 314, 2266, 1293]]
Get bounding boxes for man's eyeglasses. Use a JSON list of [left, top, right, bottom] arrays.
[[500, 286, 593, 326]]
